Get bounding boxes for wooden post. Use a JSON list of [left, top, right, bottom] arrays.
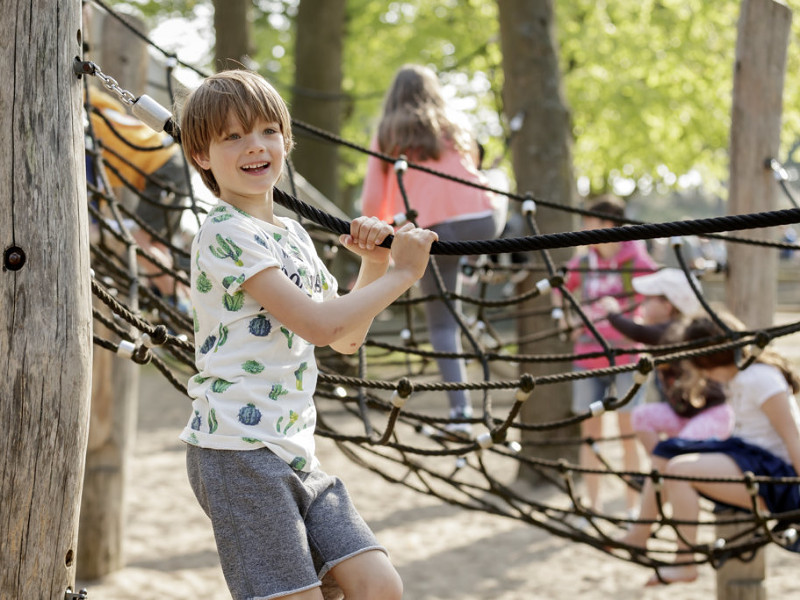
[[726, 0, 792, 330], [76, 9, 147, 580], [0, 1, 93, 599], [720, 0, 792, 597], [715, 509, 767, 600]]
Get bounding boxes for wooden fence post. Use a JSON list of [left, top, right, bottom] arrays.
[[0, 1, 93, 598]]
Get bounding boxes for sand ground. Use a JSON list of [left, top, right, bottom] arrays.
[[76, 313, 800, 599]]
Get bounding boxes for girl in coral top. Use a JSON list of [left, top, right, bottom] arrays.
[[361, 64, 501, 434]]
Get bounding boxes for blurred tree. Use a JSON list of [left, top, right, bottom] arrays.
[[291, 0, 347, 206], [498, 0, 579, 482], [212, 0, 251, 70]]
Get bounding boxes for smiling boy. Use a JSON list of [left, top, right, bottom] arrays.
[[179, 69, 437, 600]]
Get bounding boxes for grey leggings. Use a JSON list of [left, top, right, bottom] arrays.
[[419, 213, 499, 416]]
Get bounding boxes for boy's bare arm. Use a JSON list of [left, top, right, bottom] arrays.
[[242, 224, 437, 353], [327, 217, 398, 353], [327, 258, 390, 353]]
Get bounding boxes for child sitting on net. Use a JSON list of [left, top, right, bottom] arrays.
[[178, 69, 438, 600], [612, 310, 800, 586], [597, 268, 734, 455]]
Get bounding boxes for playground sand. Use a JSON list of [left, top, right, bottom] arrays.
[[76, 314, 800, 600]]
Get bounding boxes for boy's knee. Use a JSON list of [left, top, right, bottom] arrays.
[[348, 569, 402, 600], [332, 552, 402, 600]]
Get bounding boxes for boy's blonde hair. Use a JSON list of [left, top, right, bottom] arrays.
[[179, 70, 294, 197]]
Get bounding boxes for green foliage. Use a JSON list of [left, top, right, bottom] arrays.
[[557, 1, 739, 195], [100, 0, 203, 19], [250, 1, 298, 85], [101, 0, 800, 204], [558, 0, 800, 198]]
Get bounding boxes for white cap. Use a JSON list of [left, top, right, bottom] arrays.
[[632, 268, 702, 316]]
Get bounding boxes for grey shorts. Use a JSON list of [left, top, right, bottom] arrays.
[[186, 445, 386, 600], [571, 368, 643, 414]]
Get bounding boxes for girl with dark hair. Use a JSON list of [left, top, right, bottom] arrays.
[[615, 310, 800, 586]]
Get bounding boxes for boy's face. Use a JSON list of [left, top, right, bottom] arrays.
[[193, 113, 285, 203]]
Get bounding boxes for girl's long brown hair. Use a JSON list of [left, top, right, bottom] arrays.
[[376, 64, 472, 169]]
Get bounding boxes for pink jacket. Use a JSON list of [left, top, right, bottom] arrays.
[[360, 138, 494, 228], [561, 240, 658, 369]]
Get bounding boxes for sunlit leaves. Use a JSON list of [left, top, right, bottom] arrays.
[[97, 0, 800, 202]]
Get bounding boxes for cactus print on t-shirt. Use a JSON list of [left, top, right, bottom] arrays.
[[181, 201, 337, 472]]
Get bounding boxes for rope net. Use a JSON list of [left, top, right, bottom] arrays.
[[81, 0, 800, 579]]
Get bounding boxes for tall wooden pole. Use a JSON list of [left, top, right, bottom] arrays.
[[719, 2, 791, 598], [212, 0, 252, 69], [0, 1, 93, 598], [291, 0, 346, 206], [726, 0, 791, 330]]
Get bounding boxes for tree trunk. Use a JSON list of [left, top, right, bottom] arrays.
[[726, 0, 791, 330], [497, 0, 579, 484], [0, 1, 93, 598], [213, 0, 252, 70], [291, 0, 347, 207]]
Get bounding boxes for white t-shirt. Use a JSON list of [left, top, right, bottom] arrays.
[[180, 201, 337, 472], [728, 362, 800, 463]]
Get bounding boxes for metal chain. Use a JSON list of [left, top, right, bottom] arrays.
[[85, 61, 137, 106]]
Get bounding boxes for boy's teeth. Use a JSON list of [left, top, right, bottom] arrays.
[[243, 163, 268, 170]]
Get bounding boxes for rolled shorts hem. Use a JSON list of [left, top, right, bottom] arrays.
[[318, 545, 388, 581], [252, 581, 320, 600]]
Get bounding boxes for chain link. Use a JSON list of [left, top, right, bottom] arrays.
[[89, 62, 137, 106]]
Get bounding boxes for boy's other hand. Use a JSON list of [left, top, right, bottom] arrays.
[[340, 216, 393, 264], [390, 223, 438, 281]]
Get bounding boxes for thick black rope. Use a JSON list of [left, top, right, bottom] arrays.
[[273, 186, 800, 255]]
